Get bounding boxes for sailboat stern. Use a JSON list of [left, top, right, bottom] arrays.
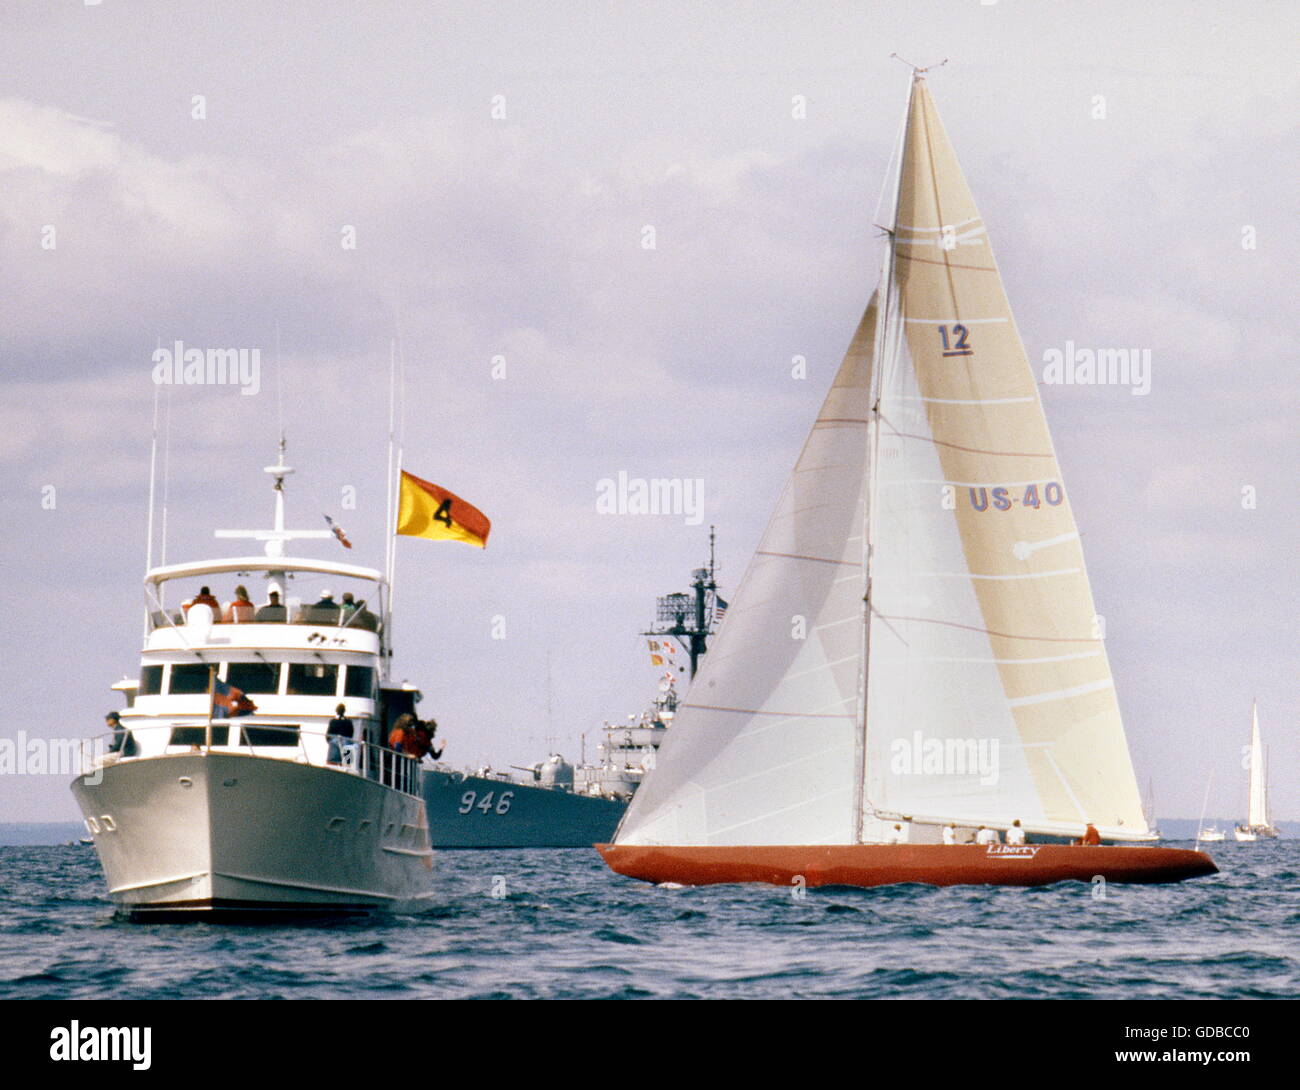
[[596, 843, 1217, 889]]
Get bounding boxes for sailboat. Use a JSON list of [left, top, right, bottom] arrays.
[[598, 66, 1217, 888], [1142, 778, 1162, 841], [1234, 700, 1278, 841]]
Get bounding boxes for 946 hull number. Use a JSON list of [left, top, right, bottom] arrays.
[[458, 789, 515, 815]]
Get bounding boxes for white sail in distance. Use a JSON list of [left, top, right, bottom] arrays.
[[616, 74, 1150, 848], [1246, 701, 1268, 829]]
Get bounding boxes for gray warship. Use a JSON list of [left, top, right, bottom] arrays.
[[421, 535, 723, 848]]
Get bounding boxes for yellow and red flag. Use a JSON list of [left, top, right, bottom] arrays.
[[396, 470, 491, 548]]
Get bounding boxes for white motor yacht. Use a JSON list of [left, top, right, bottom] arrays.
[[73, 444, 434, 918]]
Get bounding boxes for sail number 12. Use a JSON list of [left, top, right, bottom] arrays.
[[939, 325, 973, 357]]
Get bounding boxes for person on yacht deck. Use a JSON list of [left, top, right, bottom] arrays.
[[255, 590, 286, 622], [417, 718, 444, 761], [223, 584, 255, 623], [104, 712, 138, 758], [389, 713, 417, 755], [305, 588, 340, 623], [1006, 819, 1026, 845], [184, 586, 221, 617], [327, 703, 355, 766]]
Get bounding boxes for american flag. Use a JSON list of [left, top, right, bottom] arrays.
[[714, 596, 729, 623], [212, 676, 257, 718], [323, 513, 353, 549]]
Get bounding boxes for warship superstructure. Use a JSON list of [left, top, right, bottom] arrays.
[[421, 538, 724, 848]]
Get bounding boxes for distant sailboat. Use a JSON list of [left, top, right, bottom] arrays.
[[1234, 700, 1278, 841], [1143, 779, 1162, 841], [598, 66, 1216, 888]]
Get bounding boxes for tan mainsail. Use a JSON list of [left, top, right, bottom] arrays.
[[866, 78, 1148, 838], [616, 74, 1150, 850]]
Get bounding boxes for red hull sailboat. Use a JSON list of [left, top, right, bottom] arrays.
[[599, 844, 1216, 889], [597, 66, 1215, 890]]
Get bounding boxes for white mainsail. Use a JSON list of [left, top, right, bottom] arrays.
[[1246, 700, 1269, 829], [618, 299, 877, 846], [616, 73, 1150, 848]]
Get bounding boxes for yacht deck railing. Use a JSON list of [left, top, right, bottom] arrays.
[[80, 721, 422, 797], [148, 608, 381, 632]]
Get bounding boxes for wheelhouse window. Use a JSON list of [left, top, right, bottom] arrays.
[[226, 662, 282, 695], [139, 665, 163, 695], [240, 724, 300, 747], [169, 664, 212, 695], [170, 725, 229, 746], [343, 665, 375, 700], [286, 663, 338, 696]]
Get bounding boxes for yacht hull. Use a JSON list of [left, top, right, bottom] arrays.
[[73, 752, 433, 918], [597, 843, 1218, 888]]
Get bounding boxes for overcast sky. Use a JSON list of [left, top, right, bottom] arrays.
[[1, 1, 1295, 824]]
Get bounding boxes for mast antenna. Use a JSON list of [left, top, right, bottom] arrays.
[[890, 53, 948, 77], [275, 321, 285, 450]]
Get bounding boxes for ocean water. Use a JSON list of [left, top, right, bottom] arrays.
[[0, 842, 1296, 1000]]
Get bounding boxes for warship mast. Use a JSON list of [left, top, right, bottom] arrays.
[[644, 526, 722, 679]]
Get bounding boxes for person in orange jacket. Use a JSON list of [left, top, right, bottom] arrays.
[[389, 713, 417, 755], [1072, 822, 1102, 846]]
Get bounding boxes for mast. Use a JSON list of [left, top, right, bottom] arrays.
[[643, 527, 720, 680], [143, 378, 161, 638], [855, 70, 916, 842], [212, 440, 332, 575], [382, 339, 397, 677], [269, 437, 288, 548]]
